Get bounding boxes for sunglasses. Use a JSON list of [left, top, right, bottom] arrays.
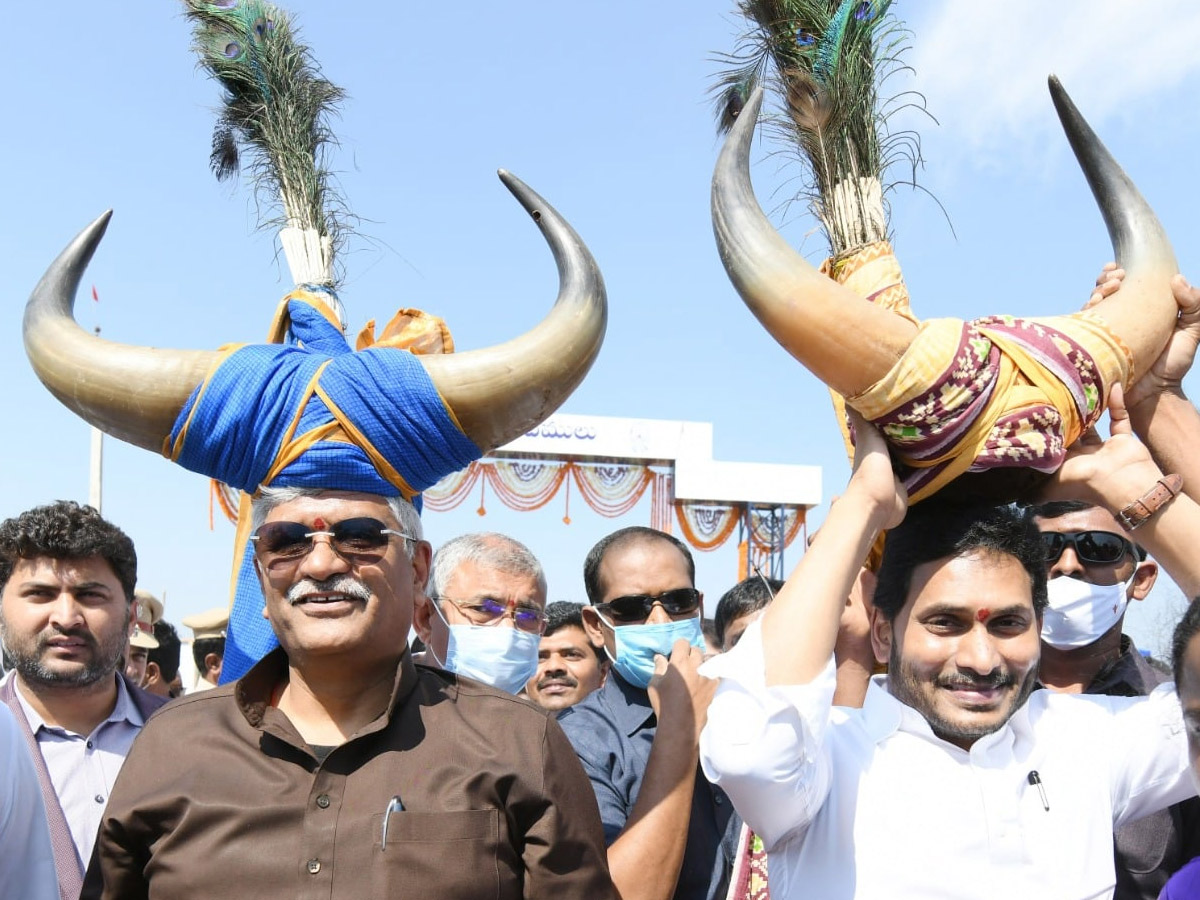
[[251, 517, 413, 569], [1040, 530, 1134, 566], [595, 587, 701, 624], [439, 596, 547, 634]]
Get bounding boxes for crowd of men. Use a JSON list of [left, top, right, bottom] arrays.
[[5, 274, 1200, 899]]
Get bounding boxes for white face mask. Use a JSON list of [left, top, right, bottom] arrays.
[[427, 599, 540, 695], [1041, 572, 1136, 650]]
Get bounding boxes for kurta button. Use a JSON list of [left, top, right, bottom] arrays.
[[94, 794, 105, 804], [714, 794, 725, 805], [307, 859, 321, 874], [316, 794, 330, 809]]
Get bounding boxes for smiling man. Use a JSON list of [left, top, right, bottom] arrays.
[[700, 403, 1200, 899], [0, 501, 167, 900], [82, 489, 614, 899], [526, 601, 608, 711]]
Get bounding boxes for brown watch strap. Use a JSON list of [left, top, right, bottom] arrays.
[[1116, 474, 1184, 531]]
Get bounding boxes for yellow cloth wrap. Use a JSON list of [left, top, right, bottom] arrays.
[[823, 241, 917, 470], [822, 243, 1132, 503]]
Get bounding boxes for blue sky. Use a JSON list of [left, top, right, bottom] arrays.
[[4, 1, 1200, 655]]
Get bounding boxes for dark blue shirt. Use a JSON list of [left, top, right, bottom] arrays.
[[557, 672, 737, 900]]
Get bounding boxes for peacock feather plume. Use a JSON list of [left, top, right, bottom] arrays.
[[713, 0, 931, 258], [182, 0, 349, 292]]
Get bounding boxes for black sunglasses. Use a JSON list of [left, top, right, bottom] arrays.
[[251, 517, 413, 568], [596, 587, 701, 624], [1041, 530, 1134, 566]]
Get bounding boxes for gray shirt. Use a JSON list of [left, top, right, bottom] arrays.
[[8, 673, 144, 868]]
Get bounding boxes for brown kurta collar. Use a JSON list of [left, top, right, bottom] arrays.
[[233, 648, 423, 755]]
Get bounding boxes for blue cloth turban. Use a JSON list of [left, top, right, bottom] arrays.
[[167, 300, 480, 682]]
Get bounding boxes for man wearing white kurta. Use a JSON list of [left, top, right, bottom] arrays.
[[700, 402, 1200, 900]]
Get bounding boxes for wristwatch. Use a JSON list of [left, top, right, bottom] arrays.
[[1116, 474, 1183, 531]]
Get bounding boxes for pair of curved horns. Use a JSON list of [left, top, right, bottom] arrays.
[[23, 171, 607, 458], [712, 78, 1177, 398]]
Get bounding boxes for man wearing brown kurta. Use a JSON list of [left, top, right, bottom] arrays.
[[81, 488, 615, 899]]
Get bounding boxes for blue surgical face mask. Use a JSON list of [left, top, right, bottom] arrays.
[[595, 610, 705, 689], [428, 600, 540, 695]]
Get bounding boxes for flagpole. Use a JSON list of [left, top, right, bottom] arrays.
[[88, 323, 103, 513]]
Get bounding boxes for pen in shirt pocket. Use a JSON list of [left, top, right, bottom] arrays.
[[381, 794, 404, 850], [1027, 770, 1049, 812]]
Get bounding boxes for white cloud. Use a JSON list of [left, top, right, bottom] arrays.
[[903, 0, 1200, 169]]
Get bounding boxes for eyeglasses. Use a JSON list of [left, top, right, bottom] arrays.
[[595, 587, 701, 624], [251, 517, 414, 569], [1041, 530, 1135, 566], [437, 596, 547, 634]]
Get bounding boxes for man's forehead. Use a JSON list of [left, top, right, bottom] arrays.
[[8, 555, 122, 587], [598, 537, 692, 591], [904, 551, 1035, 613], [1034, 505, 1121, 535], [541, 624, 591, 651], [265, 490, 396, 524], [443, 560, 546, 607]]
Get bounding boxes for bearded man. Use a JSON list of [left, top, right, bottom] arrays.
[[0, 501, 167, 900], [700, 397, 1200, 899]]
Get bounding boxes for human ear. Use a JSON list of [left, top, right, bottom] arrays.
[[581, 606, 607, 646], [1129, 559, 1159, 601], [869, 606, 892, 667], [412, 593, 435, 643]]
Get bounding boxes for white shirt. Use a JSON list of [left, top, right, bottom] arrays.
[[7, 673, 144, 868], [698, 620, 1192, 900], [0, 704, 58, 900]]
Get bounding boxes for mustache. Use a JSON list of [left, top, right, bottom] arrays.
[[285, 576, 372, 605], [537, 674, 578, 690], [937, 670, 1014, 690], [39, 625, 99, 651]]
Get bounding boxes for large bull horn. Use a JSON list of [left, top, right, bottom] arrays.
[[25, 175, 605, 460], [421, 170, 607, 452], [1048, 75, 1178, 376], [23, 211, 218, 453], [711, 86, 917, 399]]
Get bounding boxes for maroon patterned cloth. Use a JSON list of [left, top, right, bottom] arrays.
[[848, 312, 1128, 502]]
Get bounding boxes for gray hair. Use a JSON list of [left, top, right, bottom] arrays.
[[428, 533, 546, 599], [250, 486, 423, 560]]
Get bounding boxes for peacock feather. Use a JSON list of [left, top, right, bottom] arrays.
[[713, 0, 931, 258], [182, 0, 349, 290]]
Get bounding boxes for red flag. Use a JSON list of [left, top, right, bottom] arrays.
[[91, 285, 99, 302]]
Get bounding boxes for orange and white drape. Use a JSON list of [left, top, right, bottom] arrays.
[[423, 460, 674, 532], [215, 458, 806, 560]]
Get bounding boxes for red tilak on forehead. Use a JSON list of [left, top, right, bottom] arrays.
[[312, 517, 328, 530], [976, 608, 991, 623]]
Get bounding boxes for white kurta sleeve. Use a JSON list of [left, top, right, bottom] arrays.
[[1102, 682, 1194, 828], [698, 618, 836, 848]]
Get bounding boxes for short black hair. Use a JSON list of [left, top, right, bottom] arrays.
[[0, 501, 137, 603], [583, 527, 695, 605], [874, 501, 1047, 622], [1023, 499, 1147, 561], [148, 620, 181, 683], [543, 601, 604, 662], [1171, 598, 1200, 689], [714, 576, 783, 647], [544, 600, 584, 636], [191, 636, 226, 675]]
